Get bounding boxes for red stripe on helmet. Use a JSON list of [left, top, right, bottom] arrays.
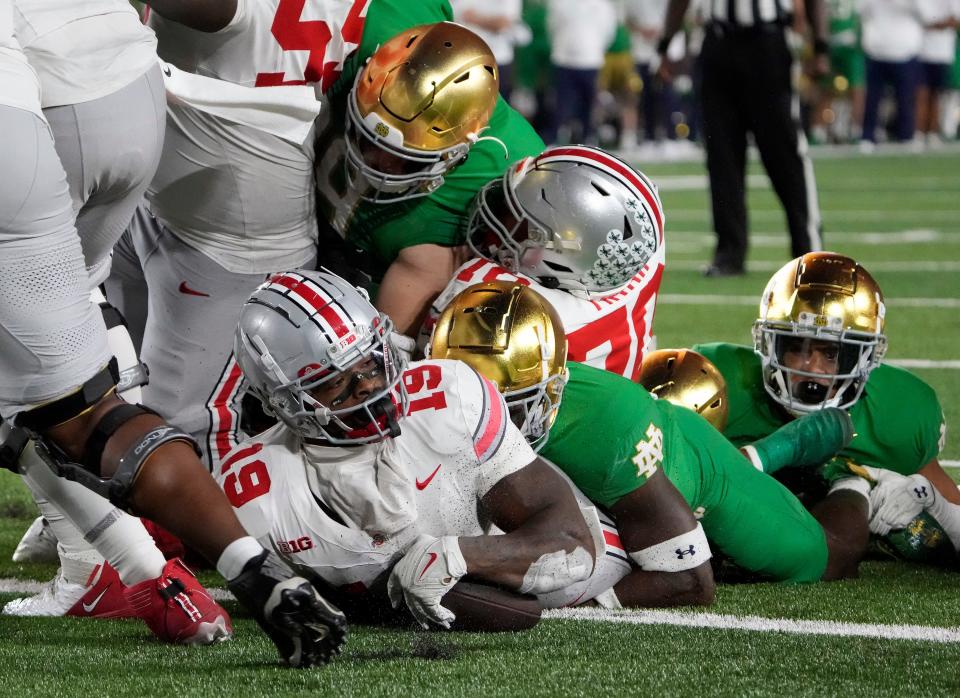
[[271, 273, 351, 339], [539, 146, 664, 240]]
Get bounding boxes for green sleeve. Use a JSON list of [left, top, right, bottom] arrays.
[[366, 101, 545, 263], [541, 363, 666, 508], [693, 342, 785, 445], [838, 365, 946, 476]]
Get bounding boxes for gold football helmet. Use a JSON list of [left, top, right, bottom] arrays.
[[753, 252, 887, 414], [639, 349, 729, 432], [429, 281, 567, 450], [345, 21, 499, 203]]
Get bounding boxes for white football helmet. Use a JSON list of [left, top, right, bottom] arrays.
[[467, 145, 665, 297], [234, 270, 408, 444]]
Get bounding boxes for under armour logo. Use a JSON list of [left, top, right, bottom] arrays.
[[914, 486, 929, 499], [676, 545, 697, 559]]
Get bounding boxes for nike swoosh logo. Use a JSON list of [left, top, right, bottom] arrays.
[[82, 587, 110, 614], [418, 552, 438, 580], [416, 464, 442, 490], [178, 281, 210, 297]]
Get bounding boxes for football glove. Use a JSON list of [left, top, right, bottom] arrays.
[[227, 550, 347, 667], [388, 534, 466, 629], [869, 473, 934, 536]]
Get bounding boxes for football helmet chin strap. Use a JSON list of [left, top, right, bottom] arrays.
[[10, 360, 199, 510]]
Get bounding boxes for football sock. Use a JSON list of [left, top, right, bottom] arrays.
[[216, 536, 266, 581], [747, 407, 855, 475], [19, 440, 165, 585]]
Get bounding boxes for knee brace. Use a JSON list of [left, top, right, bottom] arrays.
[[0, 420, 29, 473], [13, 364, 199, 509]]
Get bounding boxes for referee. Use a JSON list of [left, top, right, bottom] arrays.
[[658, 0, 828, 276]]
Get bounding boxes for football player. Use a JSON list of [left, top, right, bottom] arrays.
[[314, 5, 545, 343], [220, 269, 613, 629], [103, 0, 368, 465], [6, 0, 178, 618], [692, 252, 960, 564], [421, 145, 664, 381], [431, 282, 870, 605], [0, 1, 345, 665]]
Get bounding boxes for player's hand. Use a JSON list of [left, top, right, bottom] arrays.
[[388, 534, 467, 629], [227, 550, 347, 667], [869, 474, 934, 536]]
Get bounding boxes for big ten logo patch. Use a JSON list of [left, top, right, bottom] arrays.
[[632, 422, 664, 479], [278, 536, 315, 554]]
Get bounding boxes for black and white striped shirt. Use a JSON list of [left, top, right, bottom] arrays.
[[702, 0, 794, 26]]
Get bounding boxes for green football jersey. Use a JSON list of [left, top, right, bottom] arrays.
[[827, 0, 858, 47], [314, 0, 545, 282], [694, 343, 946, 478], [541, 362, 829, 582]]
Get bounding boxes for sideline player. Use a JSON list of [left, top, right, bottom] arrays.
[[219, 269, 602, 628], [430, 282, 869, 603], [693, 252, 960, 561], [0, 1, 345, 665], [421, 145, 665, 379]]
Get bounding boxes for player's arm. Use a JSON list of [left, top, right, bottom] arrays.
[[919, 459, 960, 505], [375, 243, 470, 340], [608, 470, 715, 607], [144, 0, 237, 32], [387, 458, 595, 629], [462, 458, 597, 589]]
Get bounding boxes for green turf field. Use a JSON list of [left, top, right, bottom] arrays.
[[1, 150, 959, 696]]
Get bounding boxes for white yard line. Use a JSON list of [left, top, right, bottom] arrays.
[[666, 230, 957, 248], [544, 607, 960, 644], [3, 577, 958, 644], [943, 460, 960, 468], [0, 578, 234, 603], [668, 210, 960, 222], [667, 260, 960, 272], [659, 294, 960, 309]]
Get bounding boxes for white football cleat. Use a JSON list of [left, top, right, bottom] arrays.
[[2, 563, 135, 618], [11, 516, 59, 564]]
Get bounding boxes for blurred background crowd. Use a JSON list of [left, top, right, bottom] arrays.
[[452, 0, 960, 154]]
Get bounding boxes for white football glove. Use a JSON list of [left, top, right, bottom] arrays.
[[869, 473, 934, 536], [387, 534, 467, 630]]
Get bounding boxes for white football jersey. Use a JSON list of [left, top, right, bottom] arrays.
[[423, 257, 664, 381], [146, 0, 369, 273], [217, 359, 536, 590], [13, 0, 157, 108], [0, 0, 40, 116], [150, 0, 369, 93]]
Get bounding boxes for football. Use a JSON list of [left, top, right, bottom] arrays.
[[874, 512, 958, 568], [442, 581, 542, 632]]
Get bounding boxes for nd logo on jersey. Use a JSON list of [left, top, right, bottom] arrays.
[[632, 423, 663, 479]]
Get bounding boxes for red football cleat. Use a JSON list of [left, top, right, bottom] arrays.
[[3, 562, 135, 619], [67, 562, 136, 619], [124, 558, 233, 645]]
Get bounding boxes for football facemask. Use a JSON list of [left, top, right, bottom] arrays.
[[753, 253, 887, 415]]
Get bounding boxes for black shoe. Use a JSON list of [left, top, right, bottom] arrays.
[[702, 263, 745, 278]]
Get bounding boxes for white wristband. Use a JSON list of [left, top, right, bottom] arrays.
[[629, 522, 711, 572]]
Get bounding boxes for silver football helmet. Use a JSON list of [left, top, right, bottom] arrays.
[[467, 145, 665, 296], [234, 270, 408, 445]]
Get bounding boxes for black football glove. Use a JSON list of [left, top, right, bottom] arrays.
[[227, 550, 347, 667]]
